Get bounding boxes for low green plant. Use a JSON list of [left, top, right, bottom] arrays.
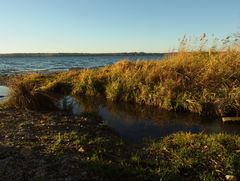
[[48, 131, 83, 153], [137, 133, 240, 180]]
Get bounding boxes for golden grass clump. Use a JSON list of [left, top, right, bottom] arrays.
[[6, 34, 240, 115], [7, 73, 57, 110], [71, 47, 240, 116]]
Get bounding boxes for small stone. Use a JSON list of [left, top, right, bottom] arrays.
[[78, 147, 85, 153], [225, 175, 237, 181]]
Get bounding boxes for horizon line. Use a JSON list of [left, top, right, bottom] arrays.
[[0, 52, 169, 55]]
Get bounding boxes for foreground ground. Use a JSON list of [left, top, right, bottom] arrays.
[[0, 108, 240, 180]]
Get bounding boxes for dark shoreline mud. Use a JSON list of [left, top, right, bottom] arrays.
[[0, 109, 129, 180], [0, 108, 240, 180]]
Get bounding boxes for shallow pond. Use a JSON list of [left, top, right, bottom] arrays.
[[59, 96, 240, 142], [0, 86, 10, 103]]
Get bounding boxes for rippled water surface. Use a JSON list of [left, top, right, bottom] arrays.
[[0, 54, 164, 75]]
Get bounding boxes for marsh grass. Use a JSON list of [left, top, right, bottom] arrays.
[[7, 73, 57, 110], [6, 34, 240, 115]]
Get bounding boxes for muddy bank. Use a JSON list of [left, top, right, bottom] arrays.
[[0, 109, 129, 180], [0, 108, 240, 180]]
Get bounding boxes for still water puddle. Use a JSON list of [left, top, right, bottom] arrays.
[[0, 86, 10, 103], [58, 96, 240, 142], [2, 86, 239, 142]]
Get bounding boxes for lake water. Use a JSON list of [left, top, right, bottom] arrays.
[[0, 54, 164, 75], [59, 96, 240, 142]]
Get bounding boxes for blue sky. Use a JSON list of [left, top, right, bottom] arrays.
[[0, 0, 239, 53]]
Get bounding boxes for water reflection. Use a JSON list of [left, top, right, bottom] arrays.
[[0, 86, 10, 103], [58, 96, 240, 142]]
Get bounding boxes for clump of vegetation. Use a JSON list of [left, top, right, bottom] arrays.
[[6, 34, 240, 115], [7, 73, 57, 110]]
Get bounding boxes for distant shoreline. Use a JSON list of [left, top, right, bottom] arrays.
[[0, 52, 167, 58]]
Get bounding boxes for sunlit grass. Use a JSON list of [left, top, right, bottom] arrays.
[[140, 132, 240, 180], [6, 34, 240, 116]]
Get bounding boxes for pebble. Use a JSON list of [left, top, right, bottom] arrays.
[[78, 147, 85, 153], [225, 175, 237, 181]]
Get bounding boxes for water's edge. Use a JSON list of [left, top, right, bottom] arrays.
[[2, 85, 240, 143], [58, 96, 240, 142]]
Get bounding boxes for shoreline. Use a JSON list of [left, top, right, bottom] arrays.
[[4, 51, 240, 117], [0, 52, 166, 58]]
